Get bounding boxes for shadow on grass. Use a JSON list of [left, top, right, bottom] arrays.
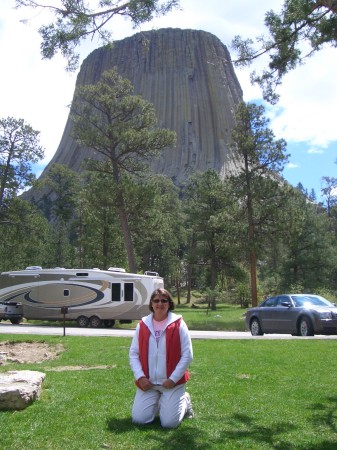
[[310, 395, 337, 433], [217, 412, 297, 449], [107, 408, 337, 449], [218, 412, 337, 449], [107, 417, 210, 449]]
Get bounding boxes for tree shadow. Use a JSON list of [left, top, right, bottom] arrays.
[[216, 413, 297, 449], [106, 416, 210, 449], [310, 395, 337, 433], [107, 405, 337, 449], [218, 410, 337, 449]]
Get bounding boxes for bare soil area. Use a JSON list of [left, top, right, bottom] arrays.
[[0, 341, 64, 365], [0, 341, 113, 371]]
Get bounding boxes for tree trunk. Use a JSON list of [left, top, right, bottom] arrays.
[[186, 234, 196, 304], [115, 190, 137, 273], [186, 266, 192, 305], [210, 241, 217, 311], [102, 209, 109, 269], [247, 197, 258, 307], [0, 152, 12, 209], [176, 277, 181, 304], [250, 248, 258, 307]]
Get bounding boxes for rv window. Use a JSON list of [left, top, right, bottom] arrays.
[[125, 283, 134, 302], [64, 289, 70, 297], [111, 283, 121, 302], [76, 272, 89, 277]]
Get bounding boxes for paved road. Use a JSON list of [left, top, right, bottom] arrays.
[[1, 322, 337, 339]]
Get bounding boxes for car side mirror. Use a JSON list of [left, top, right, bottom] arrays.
[[281, 301, 292, 308]]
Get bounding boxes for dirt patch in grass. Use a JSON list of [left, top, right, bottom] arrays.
[[0, 341, 114, 371], [46, 365, 115, 372], [0, 341, 64, 365]]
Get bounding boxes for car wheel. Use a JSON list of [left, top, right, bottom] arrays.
[[298, 316, 314, 336], [250, 318, 264, 336], [89, 315, 102, 328], [77, 315, 89, 328]]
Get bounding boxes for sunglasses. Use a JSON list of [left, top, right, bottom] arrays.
[[152, 298, 169, 304]]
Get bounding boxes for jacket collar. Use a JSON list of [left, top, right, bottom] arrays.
[[142, 311, 181, 332]]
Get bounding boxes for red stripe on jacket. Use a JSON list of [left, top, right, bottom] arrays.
[[135, 318, 190, 389]]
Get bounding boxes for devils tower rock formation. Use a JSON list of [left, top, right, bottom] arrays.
[[42, 28, 243, 185]]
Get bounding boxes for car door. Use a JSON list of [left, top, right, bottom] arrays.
[[272, 295, 295, 333], [257, 297, 277, 332]]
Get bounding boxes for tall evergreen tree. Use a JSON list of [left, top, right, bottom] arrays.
[[0, 198, 51, 271], [229, 102, 289, 307], [0, 117, 44, 217], [321, 176, 337, 216], [71, 68, 176, 273], [75, 171, 126, 269], [128, 174, 185, 282], [41, 164, 80, 267], [184, 170, 237, 310], [278, 188, 337, 292]]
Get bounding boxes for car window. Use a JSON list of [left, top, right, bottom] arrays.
[[275, 296, 291, 307], [262, 297, 276, 307]]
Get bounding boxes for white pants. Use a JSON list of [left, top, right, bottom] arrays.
[[132, 384, 188, 428]]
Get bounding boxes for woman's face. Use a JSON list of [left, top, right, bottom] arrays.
[[151, 295, 170, 317]]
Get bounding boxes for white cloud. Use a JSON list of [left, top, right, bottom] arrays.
[[0, 1, 78, 164], [266, 46, 337, 147], [286, 163, 299, 170], [308, 148, 324, 154]]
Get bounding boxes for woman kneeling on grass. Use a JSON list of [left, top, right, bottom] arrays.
[[129, 288, 194, 428]]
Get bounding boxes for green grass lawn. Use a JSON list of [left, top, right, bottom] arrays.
[[1, 334, 337, 449], [175, 304, 247, 331]]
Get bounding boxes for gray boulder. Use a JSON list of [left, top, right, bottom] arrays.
[[0, 370, 46, 410]]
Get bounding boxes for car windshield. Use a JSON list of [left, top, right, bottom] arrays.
[[291, 295, 334, 307]]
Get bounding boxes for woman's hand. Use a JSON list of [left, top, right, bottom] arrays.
[[162, 378, 175, 389], [138, 377, 154, 391]]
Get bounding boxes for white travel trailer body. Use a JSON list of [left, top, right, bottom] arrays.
[[0, 267, 164, 327]]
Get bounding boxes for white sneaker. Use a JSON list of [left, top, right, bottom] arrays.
[[184, 392, 194, 419]]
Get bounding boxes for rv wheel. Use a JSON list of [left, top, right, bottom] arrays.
[[89, 315, 102, 328], [77, 316, 89, 328], [103, 320, 115, 328]]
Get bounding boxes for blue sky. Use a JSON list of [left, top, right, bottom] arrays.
[[282, 142, 336, 198], [1, 0, 336, 202]]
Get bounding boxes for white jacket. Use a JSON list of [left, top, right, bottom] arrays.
[[129, 311, 193, 385]]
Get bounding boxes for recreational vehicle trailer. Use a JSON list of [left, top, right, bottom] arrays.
[[0, 267, 164, 327]]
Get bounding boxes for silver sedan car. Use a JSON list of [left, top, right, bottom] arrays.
[[245, 294, 337, 336]]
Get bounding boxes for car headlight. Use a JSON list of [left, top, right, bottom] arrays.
[[319, 311, 333, 320]]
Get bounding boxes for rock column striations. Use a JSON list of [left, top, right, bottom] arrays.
[[43, 28, 243, 185]]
